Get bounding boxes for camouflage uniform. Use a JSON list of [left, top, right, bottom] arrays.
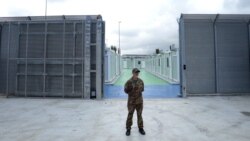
[[124, 77, 144, 130]]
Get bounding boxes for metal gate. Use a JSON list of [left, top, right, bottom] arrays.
[[216, 21, 250, 93], [179, 19, 216, 95], [179, 14, 250, 96], [0, 15, 105, 99]]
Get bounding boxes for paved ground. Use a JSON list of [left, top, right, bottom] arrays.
[[104, 69, 180, 98], [0, 96, 250, 141]]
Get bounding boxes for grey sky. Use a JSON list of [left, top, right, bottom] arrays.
[[0, 0, 249, 55]]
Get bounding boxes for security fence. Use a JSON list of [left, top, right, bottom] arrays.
[[0, 15, 105, 99], [179, 14, 250, 96]]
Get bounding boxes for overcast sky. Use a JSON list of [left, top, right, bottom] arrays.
[[0, 0, 249, 55]]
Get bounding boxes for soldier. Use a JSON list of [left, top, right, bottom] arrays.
[[124, 68, 146, 136]]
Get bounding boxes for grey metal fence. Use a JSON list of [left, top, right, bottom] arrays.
[[0, 15, 105, 99]]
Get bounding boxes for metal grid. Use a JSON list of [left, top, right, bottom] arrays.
[[0, 15, 105, 99]]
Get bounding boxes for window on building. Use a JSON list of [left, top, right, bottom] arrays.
[[167, 58, 169, 67]]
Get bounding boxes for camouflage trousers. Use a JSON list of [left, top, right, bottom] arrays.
[[126, 103, 143, 129]]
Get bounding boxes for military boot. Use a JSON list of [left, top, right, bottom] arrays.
[[139, 128, 145, 135], [126, 129, 131, 136]]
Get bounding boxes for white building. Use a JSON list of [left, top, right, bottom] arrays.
[[144, 45, 180, 84], [122, 54, 149, 69], [104, 48, 122, 83]]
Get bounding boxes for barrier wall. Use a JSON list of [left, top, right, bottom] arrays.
[[0, 15, 105, 99]]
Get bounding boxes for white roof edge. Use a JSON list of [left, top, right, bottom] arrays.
[[122, 54, 151, 57]]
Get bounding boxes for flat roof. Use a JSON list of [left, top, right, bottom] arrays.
[[122, 55, 151, 59], [122, 54, 150, 57]]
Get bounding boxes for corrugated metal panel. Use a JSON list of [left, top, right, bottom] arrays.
[[84, 17, 91, 98], [184, 21, 216, 94], [179, 20, 184, 95], [180, 14, 250, 96], [0, 24, 19, 94], [216, 21, 250, 93], [0, 24, 8, 93]]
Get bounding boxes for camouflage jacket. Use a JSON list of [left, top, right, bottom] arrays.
[[124, 77, 144, 104]]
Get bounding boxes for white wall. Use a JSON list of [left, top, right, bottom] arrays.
[[144, 49, 180, 84], [122, 58, 146, 69], [105, 48, 122, 83]]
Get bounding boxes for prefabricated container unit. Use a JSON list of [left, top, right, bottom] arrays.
[[122, 55, 148, 69], [0, 15, 105, 99], [179, 14, 250, 96], [144, 48, 180, 84], [104, 47, 122, 83]]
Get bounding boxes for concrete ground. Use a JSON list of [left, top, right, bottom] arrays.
[[0, 96, 250, 141]]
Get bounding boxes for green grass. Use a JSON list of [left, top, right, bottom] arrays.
[[114, 69, 169, 86]]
